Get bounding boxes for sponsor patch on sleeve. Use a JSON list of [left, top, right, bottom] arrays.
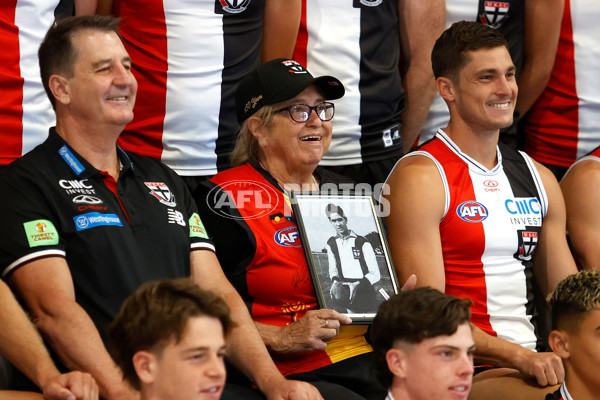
[[23, 219, 60, 247], [189, 213, 209, 239]]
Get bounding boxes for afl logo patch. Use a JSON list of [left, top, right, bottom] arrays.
[[274, 226, 302, 248], [457, 201, 489, 223], [218, 0, 251, 14]]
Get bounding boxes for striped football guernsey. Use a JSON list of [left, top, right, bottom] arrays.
[[293, 0, 405, 166], [113, 0, 264, 176], [524, 0, 600, 168], [406, 130, 547, 350], [0, 0, 72, 165]]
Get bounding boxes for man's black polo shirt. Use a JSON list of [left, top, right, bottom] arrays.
[[0, 128, 214, 335]]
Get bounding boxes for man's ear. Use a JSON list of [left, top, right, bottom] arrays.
[[548, 330, 570, 359], [386, 348, 408, 379], [48, 74, 71, 106], [437, 77, 455, 103], [132, 350, 158, 385]]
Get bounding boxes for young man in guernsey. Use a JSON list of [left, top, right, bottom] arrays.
[[546, 269, 600, 400], [383, 21, 577, 400]]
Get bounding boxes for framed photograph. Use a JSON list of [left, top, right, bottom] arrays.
[[291, 194, 400, 323]]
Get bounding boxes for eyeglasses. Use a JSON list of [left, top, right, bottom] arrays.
[[272, 102, 335, 123]]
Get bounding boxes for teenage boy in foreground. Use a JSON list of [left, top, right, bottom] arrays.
[[547, 270, 600, 400], [107, 278, 233, 400], [371, 287, 474, 400]]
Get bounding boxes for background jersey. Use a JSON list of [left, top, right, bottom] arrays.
[[419, 0, 525, 144], [561, 145, 600, 182], [524, 0, 600, 168], [292, 0, 405, 166], [0, 0, 72, 165], [114, 0, 264, 176], [407, 130, 547, 350]]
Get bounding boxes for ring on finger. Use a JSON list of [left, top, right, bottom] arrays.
[[324, 319, 329, 328]]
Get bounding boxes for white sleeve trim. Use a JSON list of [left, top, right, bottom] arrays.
[[2, 250, 66, 278], [404, 151, 450, 220], [191, 242, 216, 252], [519, 150, 549, 218]]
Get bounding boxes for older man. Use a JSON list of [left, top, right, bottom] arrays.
[[0, 15, 320, 400]]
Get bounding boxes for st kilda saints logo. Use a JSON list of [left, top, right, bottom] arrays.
[[478, 1, 510, 29], [216, 0, 251, 14], [145, 182, 177, 207], [281, 59, 308, 74], [514, 227, 539, 262]]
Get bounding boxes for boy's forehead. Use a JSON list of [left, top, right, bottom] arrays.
[[421, 323, 474, 348]]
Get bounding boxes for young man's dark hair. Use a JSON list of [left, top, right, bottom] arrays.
[[370, 287, 472, 389], [38, 15, 121, 109], [431, 20, 509, 82], [325, 203, 346, 220], [107, 278, 234, 391]]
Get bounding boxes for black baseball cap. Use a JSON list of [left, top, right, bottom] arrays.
[[236, 58, 345, 123]]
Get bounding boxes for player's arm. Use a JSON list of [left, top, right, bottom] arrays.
[[361, 242, 380, 285], [262, 0, 301, 62], [95, 0, 113, 15], [531, 160, 577, 296], [516, 0, 563, 118], [8, 258, 138, 400], [560, 160, 600, 269], [190, 250, 323, 400], [382, 155, 446, 290], [471, 325, 564, 387], [398, 0, 445, 152], [0, 280, 98, 400]]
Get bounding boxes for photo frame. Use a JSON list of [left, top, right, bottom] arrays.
[[291, 194, 400, 323]]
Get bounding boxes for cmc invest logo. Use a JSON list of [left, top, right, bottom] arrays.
[[206, 180, 281, 220]]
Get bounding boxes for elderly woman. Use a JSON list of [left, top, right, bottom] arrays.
[[196, 59, 385, 400]]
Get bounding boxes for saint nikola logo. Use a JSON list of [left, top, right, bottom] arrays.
[[478, 1, 510, 28]]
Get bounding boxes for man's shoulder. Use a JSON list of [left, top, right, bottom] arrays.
[[125, 151, 186, 183], [125, 150, 171, 172], [1, 144, 56, 188]]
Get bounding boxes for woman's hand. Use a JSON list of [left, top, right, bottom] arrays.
[[265, 309, 352, 354]]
